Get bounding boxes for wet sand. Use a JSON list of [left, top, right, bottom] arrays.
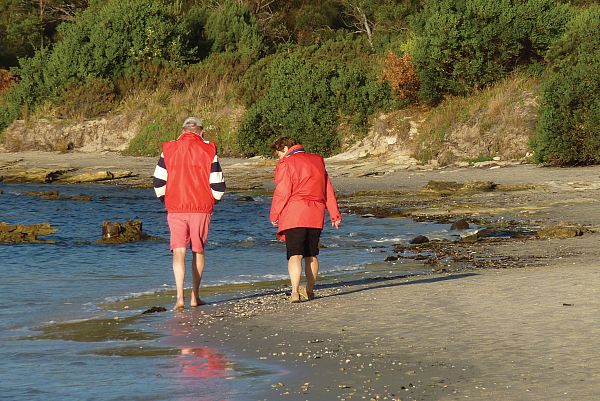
[[3, 150, 600, 400]]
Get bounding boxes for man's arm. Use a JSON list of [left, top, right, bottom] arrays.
[[153, 152, 168, 203], [209, 154, 226, 201]]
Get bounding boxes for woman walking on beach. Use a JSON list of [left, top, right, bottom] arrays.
[[270, 137, 342, 303]]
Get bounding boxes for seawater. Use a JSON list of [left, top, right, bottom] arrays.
[[0, 183, 457, 401]]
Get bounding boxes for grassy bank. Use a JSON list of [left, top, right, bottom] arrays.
[[414, 74, 540, 165]]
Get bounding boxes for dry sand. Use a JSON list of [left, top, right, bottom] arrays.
[[2, 150, 600, 400]]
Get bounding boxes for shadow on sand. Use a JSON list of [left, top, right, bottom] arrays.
[[211, 272, 479, 304]]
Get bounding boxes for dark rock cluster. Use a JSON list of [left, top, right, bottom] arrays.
[[0, 222, 58, 243], [24, 190, 92, 201], [99, 220, 158, 244]]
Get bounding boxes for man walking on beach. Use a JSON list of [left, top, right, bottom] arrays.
[[153, 117, 225, 310], [270, 137, 342, 303]]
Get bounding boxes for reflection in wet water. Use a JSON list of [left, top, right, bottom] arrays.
[[173, 347, 231, 401], [179, 347, 229, 379], [173, 345, 280, 401]]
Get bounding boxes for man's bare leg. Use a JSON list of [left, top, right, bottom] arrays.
[[288, 255, 303, 302], [172, 248, 187, 309], [304, 256, 319, 299], [191, 252, 206, 307]]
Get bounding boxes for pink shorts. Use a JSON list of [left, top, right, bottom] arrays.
[[167, 212, 212, 253]]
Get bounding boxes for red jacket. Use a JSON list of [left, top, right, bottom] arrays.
[[162, 132, 217, 213], [270, 144, 342, 238]]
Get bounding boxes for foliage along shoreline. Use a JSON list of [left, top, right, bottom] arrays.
[[0, 0, 598, 166]]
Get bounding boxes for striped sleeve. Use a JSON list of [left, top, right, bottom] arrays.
[[153, 153, 167, 203], [209, 154, 226, 200]]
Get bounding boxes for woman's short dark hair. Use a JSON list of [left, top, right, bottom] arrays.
[[271, 136, 298, 152]]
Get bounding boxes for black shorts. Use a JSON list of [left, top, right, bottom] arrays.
[[284, 227, 322, 260]]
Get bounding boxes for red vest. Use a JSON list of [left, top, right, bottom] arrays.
[[270, 145, 342, 236], [162, 132, 216, 213]]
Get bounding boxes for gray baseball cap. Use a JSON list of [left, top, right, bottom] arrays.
[[182, 116, 203, 129]]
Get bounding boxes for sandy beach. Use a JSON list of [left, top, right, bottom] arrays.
[[167, 240, 600, 400], [2, 150, 600, 400]]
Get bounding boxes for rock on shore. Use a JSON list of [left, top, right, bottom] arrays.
[[0, 222, 58, 243]]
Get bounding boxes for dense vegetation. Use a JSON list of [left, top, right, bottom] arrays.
[[0, 0, 598, 164], [532, 5, 600, 165]]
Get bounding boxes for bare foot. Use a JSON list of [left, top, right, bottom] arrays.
[[190, 296, 206, 307], [173, 302, 184, 311]]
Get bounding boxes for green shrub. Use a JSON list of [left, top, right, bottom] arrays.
[[291, 1, 343, 45], [237, 40, 393, 157], [532, 5, 600, 165], [410, 0, 574, 103], [236, 103, 277, 156], [57, 0, 185, 77], [0, 90, 21, 138], [204, 0, 264, 58], [0, 0, 188, 131], [114, 63, 192, 98], [237, 54, 276, 107], [194, 51, 255, 82], [0, 48, 51, 132], [125, 118, 181, 156], [240, 53, 340, 156], [182, 5, 211, 62], [0, 0, 43, 67], [56, 78, 118, 119]]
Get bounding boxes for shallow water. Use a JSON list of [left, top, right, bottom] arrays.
[[0, 183, 457, 400]]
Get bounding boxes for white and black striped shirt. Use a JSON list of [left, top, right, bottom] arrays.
[[152, 153, 225, 203]]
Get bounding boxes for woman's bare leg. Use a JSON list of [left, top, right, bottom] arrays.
[[304, 256, 319, 295], [288, 255, 303, 301]]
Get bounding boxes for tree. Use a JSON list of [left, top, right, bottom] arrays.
[[237, 41, 392, 156], [339, 0, 375, 50], [338, 0, 422, 50], [410, 0, 574, 103], [0, 0, 188, 131], [204, 0, 264, 57], [0, 0, 90, 67], [0, 0, 43, 66], [532, 5, 600, 165]]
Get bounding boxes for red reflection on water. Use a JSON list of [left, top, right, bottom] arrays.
[[179, 347, 228, 379], [167, 319, 232, 400]]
